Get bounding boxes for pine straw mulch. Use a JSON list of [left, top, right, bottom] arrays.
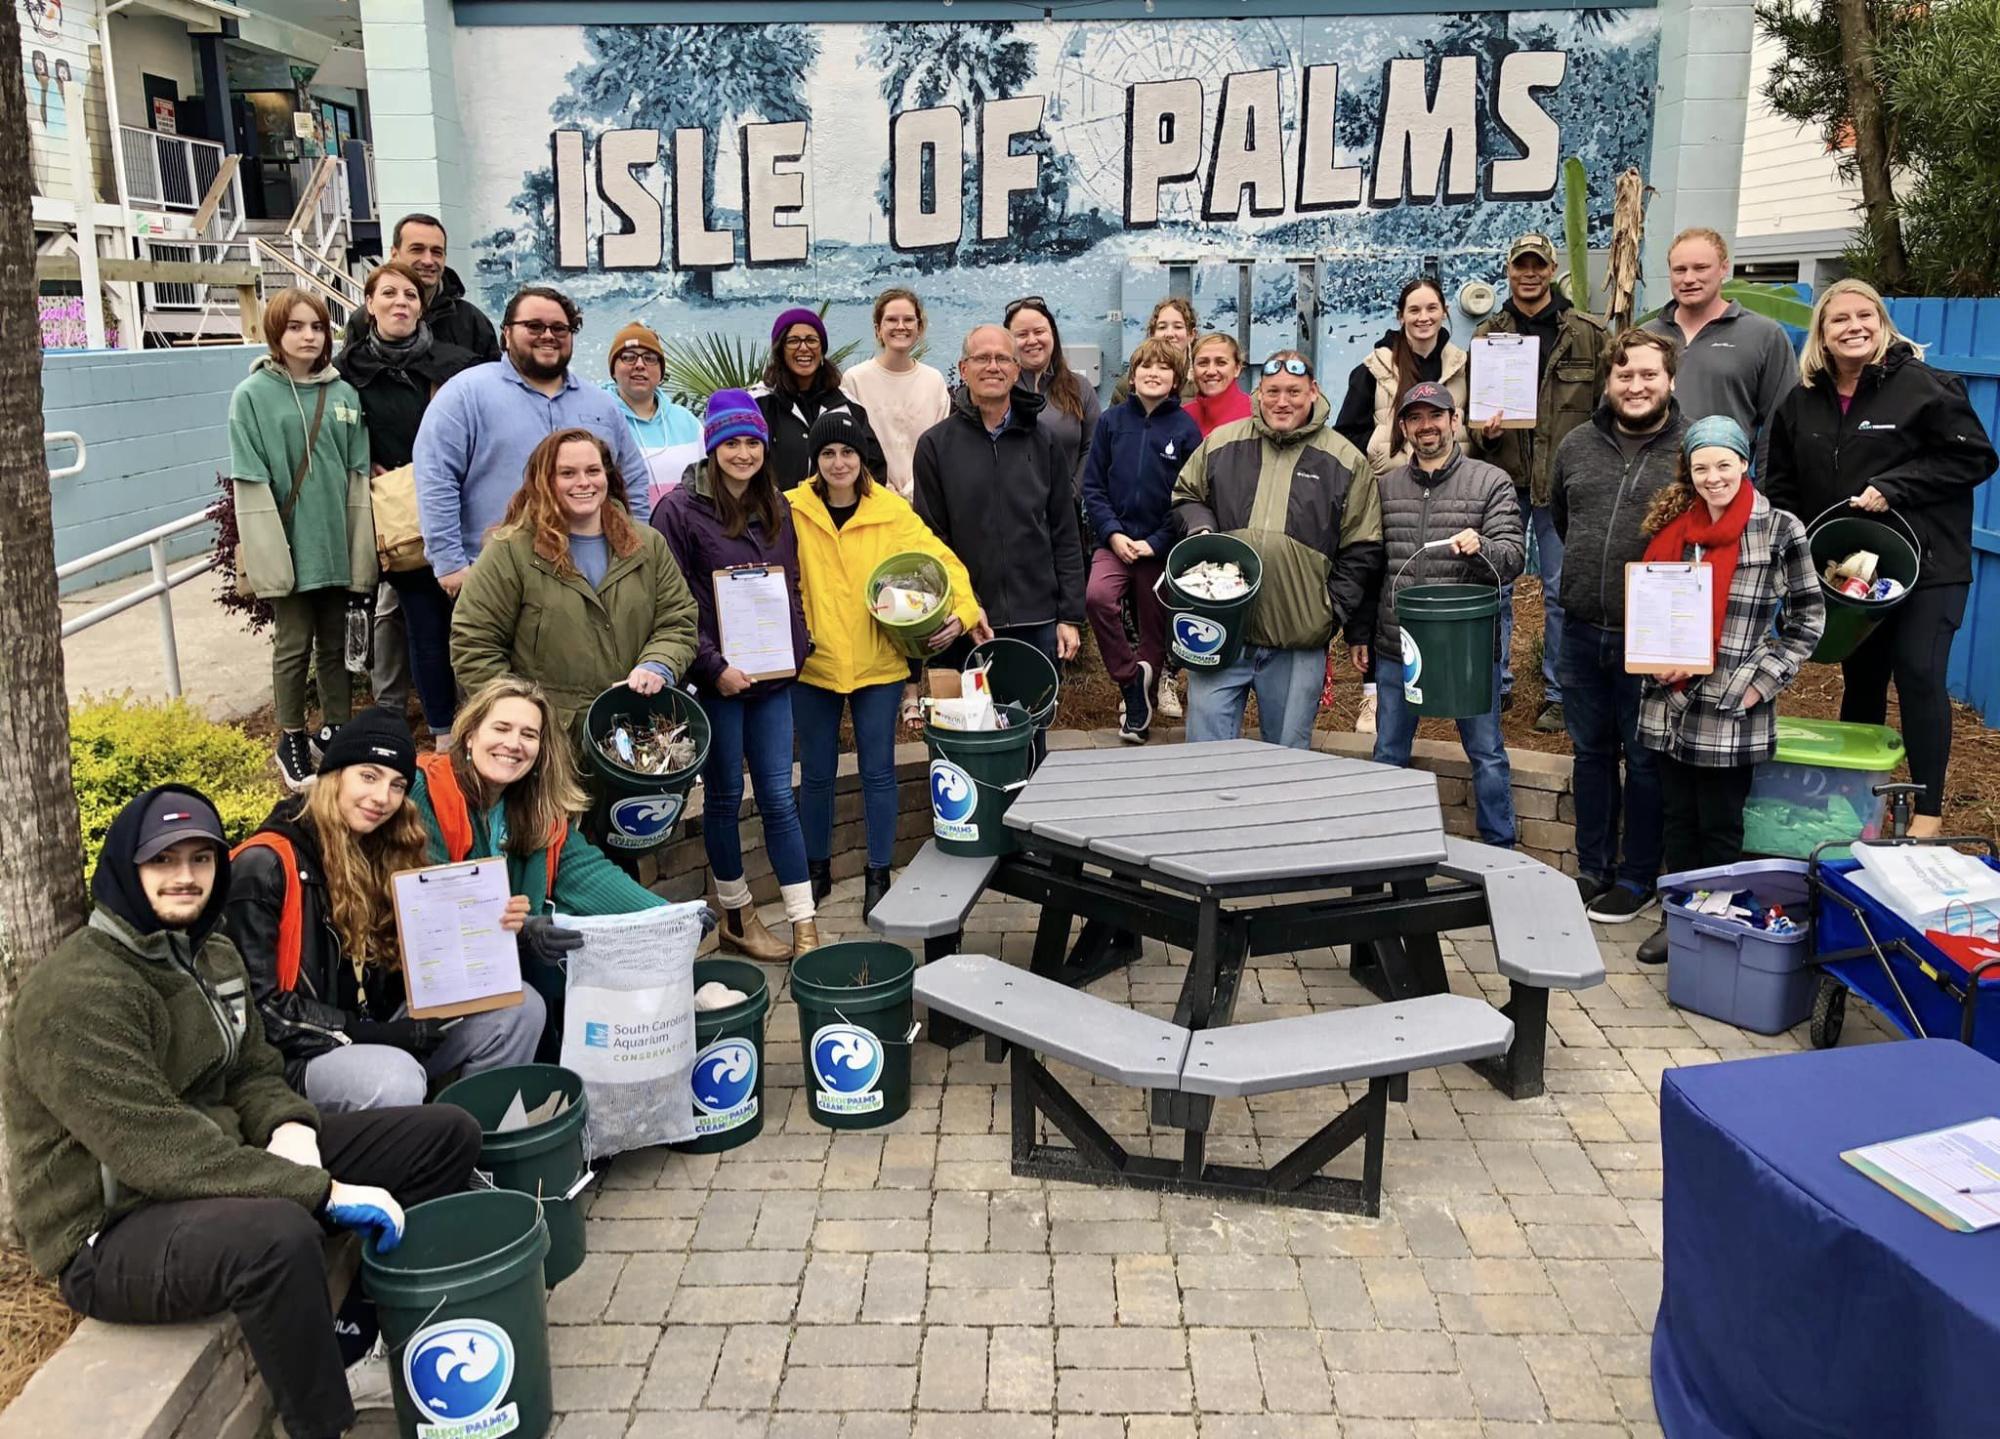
[[0, 1244, 77, 1411], [1057, 577, 2000, 844]]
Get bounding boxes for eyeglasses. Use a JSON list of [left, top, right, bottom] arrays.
[[509, 320, 574, 339], [1004, 295, 1048, 321], [1261, 356, 1313, 379], [612, 348, 659, 368], [964, 352, 1019, 370], [782, 334, 823, 351]]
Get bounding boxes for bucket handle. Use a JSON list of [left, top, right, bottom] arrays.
[[830, 1004, 923, 1047], [1803, 498, 1922, 563], [1392, 535, 1503, 590]]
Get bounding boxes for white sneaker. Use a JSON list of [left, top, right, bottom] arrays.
[[1355, 686, 1377, 735], [1156, 674, 1184, 720], [347, 1341, 395, 1411]]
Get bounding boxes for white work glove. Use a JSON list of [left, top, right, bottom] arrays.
[[325, 1181, 406, 1252], [266, 1121, 322, 1170]]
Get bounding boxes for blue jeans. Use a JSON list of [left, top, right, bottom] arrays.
[[1186, 644, 1325, 749], [794, 679, 903, 869], [1499, 501, 1565, 707], [386, 567, 457, 736], [1558, 619, 1661, 891], [1372, 655, 1515, 847], [701, 686, 809, 888]]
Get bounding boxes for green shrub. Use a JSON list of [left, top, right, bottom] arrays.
[[70, 696, 281, 877]]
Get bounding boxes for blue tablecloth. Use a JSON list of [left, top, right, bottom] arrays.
[[1654, 1040, 2000, 1438]]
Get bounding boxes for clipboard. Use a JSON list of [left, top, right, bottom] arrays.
[[1623, 562, 1715, 675], [1468, 333, 1539, 429], [389, 860, 526, 1019], [713, 563, 798, 682]]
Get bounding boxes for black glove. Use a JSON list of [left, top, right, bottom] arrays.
[[698, 905, 719, 936], [351, 1016, 449, 1056], [519, 916, 585, 967]]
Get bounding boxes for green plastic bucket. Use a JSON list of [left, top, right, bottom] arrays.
[[435, 1064, 590, 1288], [867, 551, 953, 658], [925, 702, 1034, 857], [966, 637, 1060, 730], [582, 685, 711, 856], [362, 1189, 553, 1439], [1158, 532, 1263, 669], [674, 958, 771, 1153], [1806, 505, 1921, 663], [1394, 544, 1502, 719], [790, 940, 916, 1130]]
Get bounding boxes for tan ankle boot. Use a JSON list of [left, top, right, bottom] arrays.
[[791, 918, 820, 958], [718, 903, 789, 962]]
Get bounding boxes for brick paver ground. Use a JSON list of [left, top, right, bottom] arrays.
[[365, 878, 1891, 1439]]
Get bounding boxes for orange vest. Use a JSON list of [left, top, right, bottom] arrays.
[[230, 832, 307, 992]]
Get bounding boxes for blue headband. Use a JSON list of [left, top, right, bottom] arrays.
[[1683, 414, 1751, 462]]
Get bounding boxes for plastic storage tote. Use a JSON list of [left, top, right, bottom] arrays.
[[1659, 859, 1816, 1034], [1744, 718, 1904, 860]]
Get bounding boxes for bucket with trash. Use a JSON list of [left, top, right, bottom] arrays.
[[582, 685, 710, 856], [790, 940, 918, 1130], [1804, 503, 1920, 664], [434, 1063, 591, 1286], [1157, 532, 1262, 670], [674, 957, 771, 1154], [867, 552, 953, 658], [922, 667, 1035, 856]]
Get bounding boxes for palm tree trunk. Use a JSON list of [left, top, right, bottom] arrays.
[[1837, 0, 1909, 288], [0, 0, 91, 1236]]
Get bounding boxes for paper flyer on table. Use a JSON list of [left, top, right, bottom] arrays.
[[1844, 1117, 2000, 1231], [1850, 844, 2000, 929]]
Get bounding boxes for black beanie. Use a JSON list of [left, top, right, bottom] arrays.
[[317, 708, 418, 784], [807, 409, 873, 473]]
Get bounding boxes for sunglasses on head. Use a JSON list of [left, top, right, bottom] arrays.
[[1004, 295, 1048, 321], [1261, 356, 1313, 379]]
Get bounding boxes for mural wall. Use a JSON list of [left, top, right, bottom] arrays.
[[456, 12, 1661, 387], [17, 0, 115, 208]]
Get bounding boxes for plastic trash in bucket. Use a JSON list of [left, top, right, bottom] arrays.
[[966, 637, 1060, 730], [434, 1064, 591, 1287], [925, 702, 1034, 857], [674, 957, 771, 1154], [1804, 502, 1920, 664], [1157, 531, 1263, 670], [362, 1188, 554, 1439], [582, 685, 711, 856], [1395, 540, 1502, 719], [867, 551, 954, 658], [790, 940, 917, 1130]]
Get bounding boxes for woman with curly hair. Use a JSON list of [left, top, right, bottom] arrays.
[[226, 708, 542, 1107]]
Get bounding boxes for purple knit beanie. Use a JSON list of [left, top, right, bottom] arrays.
[[703, 388, 768, 453], [770, 307, 828, 348]]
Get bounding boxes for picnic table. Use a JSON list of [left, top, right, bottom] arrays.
[[878, 739, 1602, 1212]]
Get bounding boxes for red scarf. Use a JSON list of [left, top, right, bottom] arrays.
[[1642, 481, 1757, 668], [1187, 386, 1251, 437]]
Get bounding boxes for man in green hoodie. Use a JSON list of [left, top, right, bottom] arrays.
[[2, 787, 481, 1439]]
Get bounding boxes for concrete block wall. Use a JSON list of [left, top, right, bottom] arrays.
[[359, 0, 472, 248], [1643, 0, 1759, 302], [42, 345, 253, 592]]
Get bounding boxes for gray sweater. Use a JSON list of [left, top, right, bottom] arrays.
[[1361, 447, 1525, 653], [1641, 302, 1797, 474], [1549, 401, 1688, 629]]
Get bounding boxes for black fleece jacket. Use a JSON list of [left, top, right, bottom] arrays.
[[1550, 400, 1688, 629]]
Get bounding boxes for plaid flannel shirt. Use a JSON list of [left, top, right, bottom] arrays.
[[1637, 492, 1825, 767]]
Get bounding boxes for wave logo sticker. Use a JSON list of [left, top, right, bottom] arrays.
[[691, 1036, 759, 1133], [607, 792, 684, 849], [930, 758, 979, 842], [403, 1319, 519, 1437], [1172, 612, 1227, 665], [811, 1022, 885, 1114], [1401, 629, 1424, 706]]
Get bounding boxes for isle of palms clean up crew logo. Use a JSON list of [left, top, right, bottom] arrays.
[[811, 1023, 885, 1114], [607, 792, 684, 849], [403, 1318, 519, 1437], [691, 1036, 759, 1133], [1401, 628, 1425, 705], [1172, 612, 1227, 666], [930, 758, 979, 842]]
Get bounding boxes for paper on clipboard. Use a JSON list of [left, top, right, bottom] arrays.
[[714, 565, 797, 681], [1624, 562, 1715, 674], [1468, 333, 1539, 427], [390, 860, 524, 1018]]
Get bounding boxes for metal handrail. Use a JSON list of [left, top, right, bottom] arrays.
[[45, 431, 86, 480], [57, 507, 217, 700]]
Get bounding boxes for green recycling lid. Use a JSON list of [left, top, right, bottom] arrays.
[[1772, 716, 1905, 771]]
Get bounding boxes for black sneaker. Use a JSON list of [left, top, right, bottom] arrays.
[[1533, 701, 1565, 734], [1636, 922, 1671, 966], [276, 731, 315, 792], [307, 722, 340, 764], [1118, 662, 1153, 744], [1587, 883, 1657, 924], [1576, 873, 1612, 906]]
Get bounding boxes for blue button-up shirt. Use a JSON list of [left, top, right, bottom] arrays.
[[413, 356, 649, 575]]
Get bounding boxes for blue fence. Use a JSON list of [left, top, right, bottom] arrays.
[[1886, 298, 2000, 727]]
